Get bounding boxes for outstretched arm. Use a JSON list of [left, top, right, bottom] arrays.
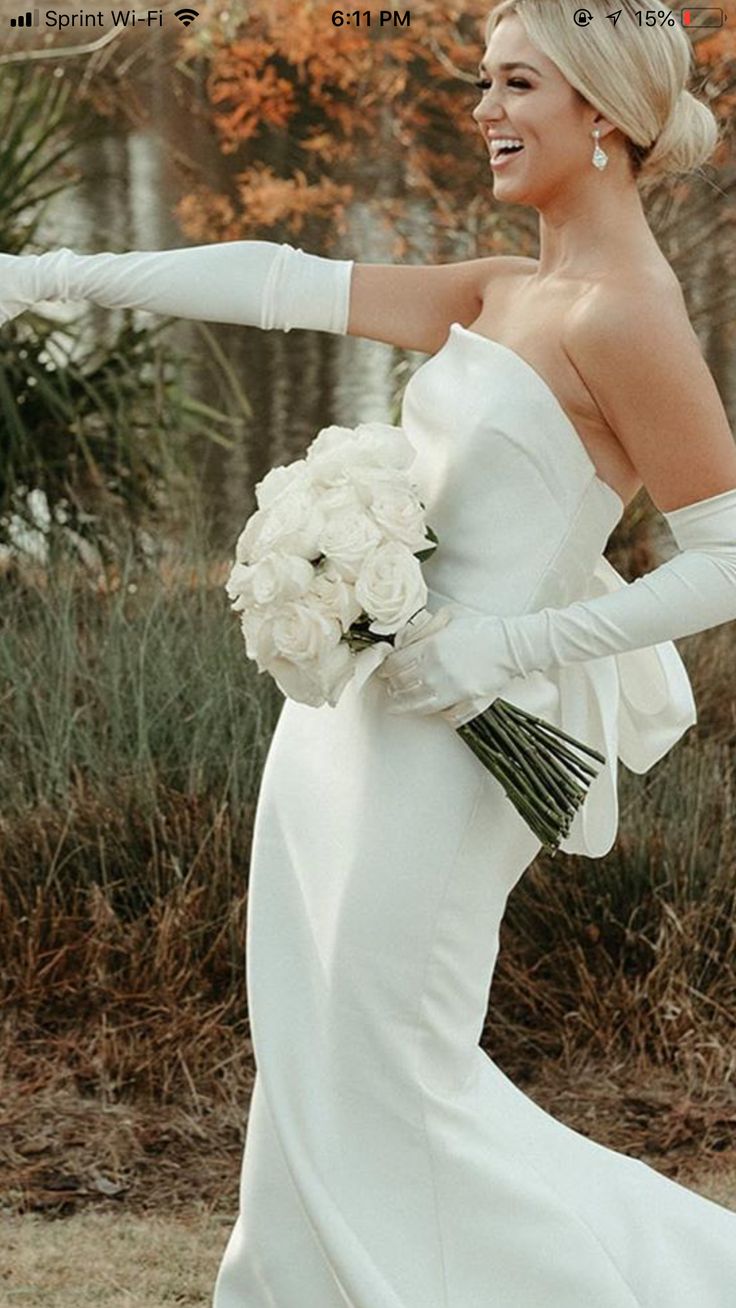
[[0, 240, 502, 352], [0, 241, 354, 334]]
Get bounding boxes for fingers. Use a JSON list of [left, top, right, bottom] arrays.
[[376, 652, 420, 684], [383, 672, 440, 716], [384, 672, 422, 704], [394, 615, 432, 650], [386, 690, 439, 716], [388, 662, 422, 692]]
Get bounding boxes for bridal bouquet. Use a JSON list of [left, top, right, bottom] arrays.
[[224, 421, 605, 855]]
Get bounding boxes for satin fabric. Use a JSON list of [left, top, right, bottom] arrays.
[[403, 323, 696, 857], [212, 323, 732, 1307]]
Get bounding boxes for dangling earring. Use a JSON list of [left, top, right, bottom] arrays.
[[591, 127, 608, 170]]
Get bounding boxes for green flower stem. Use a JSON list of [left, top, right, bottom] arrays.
[[457, 696, 605, 853], [517, 714, 600, 782], [527, 728, 599, 787], [473, 704, 551, 801], [472, 711, 569, 816], [500, 701, 606, 764], [491, 710, 579, 796], [510, 723, 588, 803], [508, 726, 581, 814], [494, 702, 603, 784], [463, 718, 567, 831], [530, 731, 600, 782], [459, 733, 562, 851], [488, 751, 565, 851], [490, 710, 594, 814], [466, 715, 555, 818], [346, 632, 392, 652]]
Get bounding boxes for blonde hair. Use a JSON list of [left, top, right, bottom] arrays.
[[484, 0, 722, 192]]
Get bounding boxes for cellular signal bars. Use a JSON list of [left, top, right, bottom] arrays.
[[10, 10, 40, 24]]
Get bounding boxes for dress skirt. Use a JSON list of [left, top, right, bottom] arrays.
[[212, 667, 736, 1307]]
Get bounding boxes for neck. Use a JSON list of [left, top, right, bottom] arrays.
[[534, 158, 660, 280]]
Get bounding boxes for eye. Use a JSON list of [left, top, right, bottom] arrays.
[[473, 78, 530, 91]]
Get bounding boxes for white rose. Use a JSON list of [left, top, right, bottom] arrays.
[[226, 562, 253, 612], [225, 554, 314, 613], [307, 423, 416, 502], [347, 464, 413, 509], [267, 655, 328, 707], [316, 481, 364, 518], [254, 458, 311, 509], [310, 560, 363, 632], [305, 425, 364, 488], [353, 422, 417, 471], [254, 599, 342, 672], [368, 483, 433, 552], [318, 508, 383, 582], [319, 640, 356, 706], [244, 598, 353, 708], [236, 485, 325, 564], [267, 638, 355, 708], [354, 540, 427, 636], [239, 608, 270, 666]]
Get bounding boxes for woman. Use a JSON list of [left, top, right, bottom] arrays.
[[3, 1, 736, 1302]]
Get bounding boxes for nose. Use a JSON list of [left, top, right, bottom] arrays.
[[472, 89, 503, 128], [473, 107, 505, 136]]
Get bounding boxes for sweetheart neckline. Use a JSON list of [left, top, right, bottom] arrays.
[[447, 322, 625, 516]]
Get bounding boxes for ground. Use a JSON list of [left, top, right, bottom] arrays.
[[2, 1060, 735, 1305], [3, 1165, 736, 1307]]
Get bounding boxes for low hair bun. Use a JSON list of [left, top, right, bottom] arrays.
[[637, 87, 721, 192]]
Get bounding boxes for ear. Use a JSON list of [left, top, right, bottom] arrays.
[[590, 114, 617, 142]]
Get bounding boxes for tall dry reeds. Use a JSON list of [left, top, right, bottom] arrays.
[[0, 516, 279, 1100], [1, 508, 735, 1212]]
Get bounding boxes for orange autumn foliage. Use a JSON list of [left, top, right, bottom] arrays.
[[176, 166, 355, 243], [173, 3, 735, 255]]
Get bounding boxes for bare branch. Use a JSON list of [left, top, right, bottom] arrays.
[[0, 27, 127, 66]]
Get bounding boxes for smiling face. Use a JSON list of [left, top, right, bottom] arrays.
[[473, 13, 605, 207]]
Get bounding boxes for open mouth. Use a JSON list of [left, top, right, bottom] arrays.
[[490, 142, 525, 168]]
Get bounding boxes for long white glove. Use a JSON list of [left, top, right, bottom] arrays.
[[378, 485, 736, 721], [0, 240, 354, 333]]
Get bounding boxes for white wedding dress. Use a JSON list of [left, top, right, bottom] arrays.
[[212, 322, 736, 1307]]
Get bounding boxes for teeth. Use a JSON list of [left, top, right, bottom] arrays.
[[490, 138, 524, 158]]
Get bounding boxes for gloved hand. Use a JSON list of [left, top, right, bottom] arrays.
[[376, 607, 519, 722], [379, 485, 736, 722], [0, 240, 354, 333]]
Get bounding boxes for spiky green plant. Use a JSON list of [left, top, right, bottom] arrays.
[[0, 62, 246, 552]]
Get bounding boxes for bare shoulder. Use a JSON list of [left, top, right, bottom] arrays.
[[346, 253, 540, 354], [563, 268, 688, 345], [562, 271, 702, 401], [475, 254, 540, 299], [562, 272, 736, 513]]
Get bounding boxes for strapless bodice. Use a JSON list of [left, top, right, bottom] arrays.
[[398, 322, 697, 858]]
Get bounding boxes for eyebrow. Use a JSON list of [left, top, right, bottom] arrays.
[[477, 60, 542, 76]]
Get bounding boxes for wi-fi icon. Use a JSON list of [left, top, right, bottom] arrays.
[[175, 7, 199, 25]]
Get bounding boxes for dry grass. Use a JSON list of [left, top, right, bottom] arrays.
[[0, 1072, 253, 1220], [2, 1049, 734, 1220], [491, 682, 736, 1084], [2, 1139, 735, 1308], [688, 1162, 736, 1210], [1, 520, 735, 1238], [0, 1207, 232, 1306]]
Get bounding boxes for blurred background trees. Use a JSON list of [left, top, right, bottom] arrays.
[[1, 0, 735, 1222]]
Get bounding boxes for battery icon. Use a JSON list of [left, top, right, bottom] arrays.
[[681, 8, 724, 24]]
